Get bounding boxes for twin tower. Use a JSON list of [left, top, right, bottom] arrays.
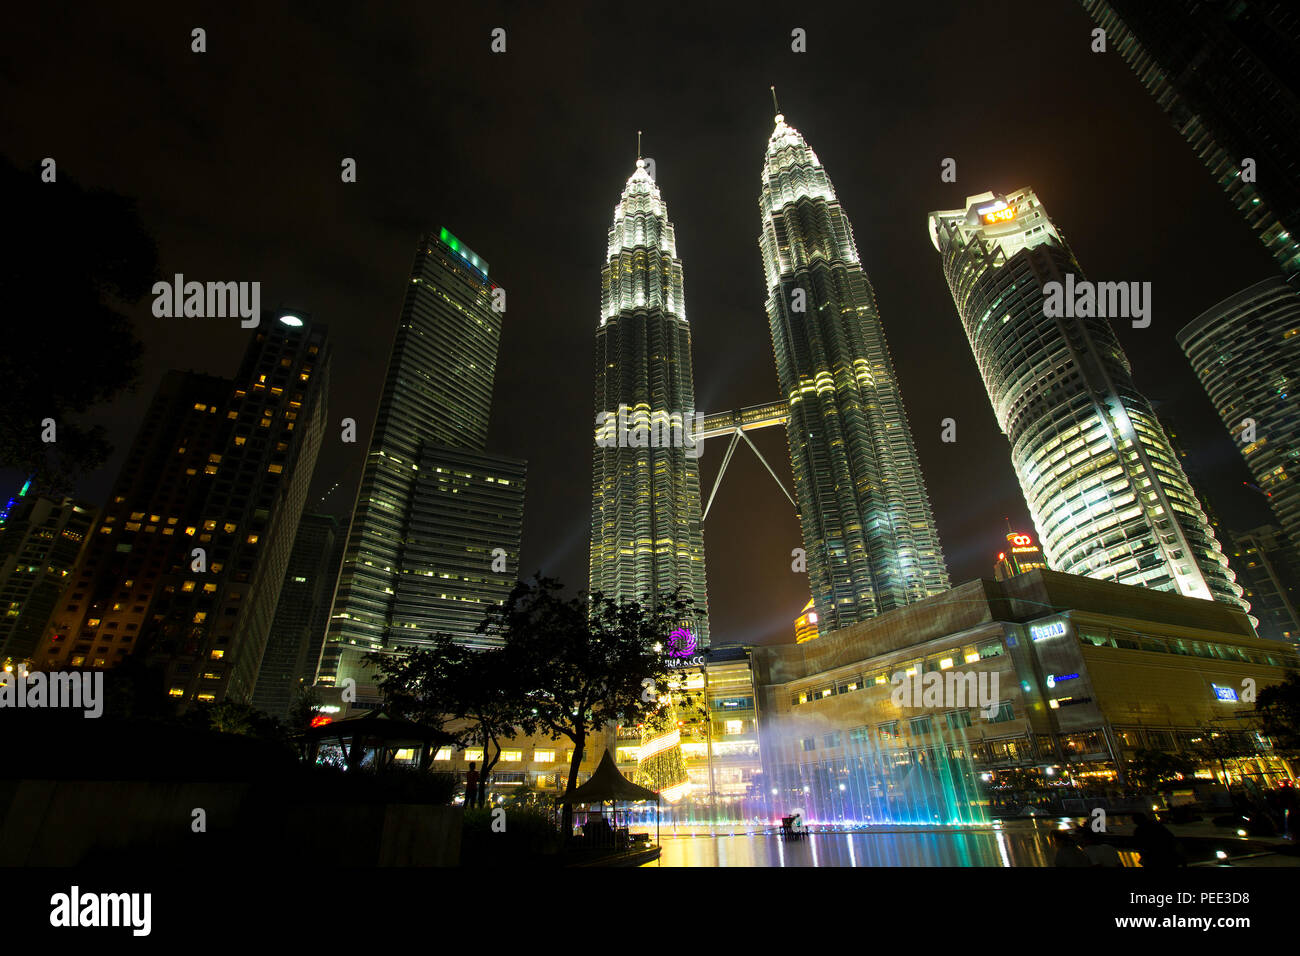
[[590, 110, 951, 643]]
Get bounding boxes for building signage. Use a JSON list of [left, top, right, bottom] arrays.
[[665, 654, 705, 669], [667, 627, 697, 658], [1211, 684, 1239, 702], [1030, 620, 1067, 642]]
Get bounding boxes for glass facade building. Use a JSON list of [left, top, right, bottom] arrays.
[[591, 159, 709, 642], [251, 512, 343, 718], [389, 445, 524, 651], [321, 230, 515, 704], [1080, 0, 1300, 281], [928, 188, 1246, 610], [759, 112, 949, 633], [1178, 277, 1300, 572]]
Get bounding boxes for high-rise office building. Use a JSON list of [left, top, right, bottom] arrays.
[[759, 110, 949, 633], [994, 529, 1049, 581], [36, 312, 330, 705], [321, 229, 521, 705], [1178, 277, 1300, 556], [590, 159, 709, 642], [390, 445, 524, 650], [1080, 0, 1300, 280], [1226, 524, 1300, 644], [928, 188, 1246, 610], [0, 491, 96, 663], [251, 512, 343, 718]]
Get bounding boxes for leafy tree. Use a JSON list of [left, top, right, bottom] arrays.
[[287, 683, 324, 732], [481, 577, 700, 836], [363, 635, 474, 770], [0, 156, 154, 491], [1257, 670, 1300, 757], [1125, 749, 1196, 791]]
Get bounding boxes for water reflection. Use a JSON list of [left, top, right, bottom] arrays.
[[642, 822, 1140, 867]]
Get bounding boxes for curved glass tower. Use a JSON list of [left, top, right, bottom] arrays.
[[928, 188, 1246, 610], [1179, 278, 1300, 554], [759, 112, 949, 633], [591, 158, 709, 644]]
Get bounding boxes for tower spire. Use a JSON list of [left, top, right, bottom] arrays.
[[637, 130, 642, 161], [770, 86, 780, 118]]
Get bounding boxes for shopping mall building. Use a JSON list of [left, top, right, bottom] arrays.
[[751, 569, 1298, 817]]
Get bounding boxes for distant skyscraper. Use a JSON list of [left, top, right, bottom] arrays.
[[251, 512, 343, 718], [994, 529, 1048, 581], [1080, 0, 1300, 280], [37, 312, 331, 705], [149, 311, 330, 703], [37, 369, 233, 671], [1226, 524, 1300, 644], [759, 110, 949, 632], [0, 492, 96, 663], [590, 158, 709, 643], [1178, 277, 1300, 557], [321, 229, 520, 705], [793, 598, 819, 644], [929, 188, 1246, 610]]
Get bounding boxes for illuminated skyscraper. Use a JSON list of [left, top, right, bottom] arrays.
[[0, 492, 96, 664], [929, 189, 1245, 610], [590, 158, 709, 643], [994, 529, 1048, 581], [1178, 277, 1300, 561], [321, 230, 523, 705], [1080, 0, 1300, 280], [759, 109, 949, 633]]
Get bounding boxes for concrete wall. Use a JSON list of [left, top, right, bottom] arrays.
[[0, 780, 462, 866]]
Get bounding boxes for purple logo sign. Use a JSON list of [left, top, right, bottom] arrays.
[[667, 628, 697, 658]]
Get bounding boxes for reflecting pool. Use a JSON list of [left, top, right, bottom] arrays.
[[640, 821, 1140, 866]]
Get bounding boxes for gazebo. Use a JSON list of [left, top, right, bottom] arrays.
[[298, 711, 445, 772], [557, 749, 661, 849]]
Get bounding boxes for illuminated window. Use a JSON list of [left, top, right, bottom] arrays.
[[223, 523, 237, 533], [464, 749, 483, 762], [500, 750, 523, 762], [234, 435, 246, 446], [534, 750, 555, 763], [434, 749, 452, 761], [193, 612, 207, 623], [196, 694, 216, 702], [210, 650, 224, 660], [203, 583, 217, 593], [268, 464, 283, 474], [247, 534, 259, 544], [725, 720, 744, 735], [168, 688, 185, 697]]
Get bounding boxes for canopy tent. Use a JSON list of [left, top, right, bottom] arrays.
[[557, 749, 661, 848]]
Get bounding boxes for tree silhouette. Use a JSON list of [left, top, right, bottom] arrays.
[[0, 156, 154, 491]]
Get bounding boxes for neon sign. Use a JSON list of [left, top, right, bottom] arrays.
[[1030, 620, 1067, 642], [1212, 684, 1239, 702], [982, 206, 1016, 225], [667, 628, 697, 658]]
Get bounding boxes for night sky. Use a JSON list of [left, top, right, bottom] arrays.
[[5, 1, 1280, 647]]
